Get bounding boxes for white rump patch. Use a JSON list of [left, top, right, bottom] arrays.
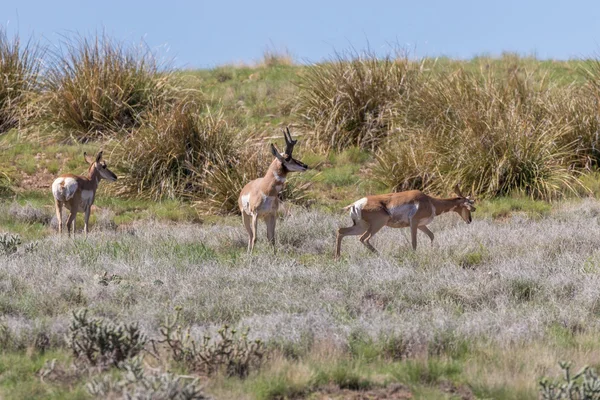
[[348, 197, 368, 221], [241, 194, 251, 214], [52, 177, 78, 202]]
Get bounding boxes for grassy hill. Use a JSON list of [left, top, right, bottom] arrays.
[[3, 32, 600, 398]]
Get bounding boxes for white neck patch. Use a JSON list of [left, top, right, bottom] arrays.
[[273, 170, 286, 183]]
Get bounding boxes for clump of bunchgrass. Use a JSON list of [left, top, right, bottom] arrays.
[[373, 64, 585, 200], [42, 32, 173, 141], [295, 50, 423, 151], [0, 27, 43, 133], [112, 99, 236, 200]]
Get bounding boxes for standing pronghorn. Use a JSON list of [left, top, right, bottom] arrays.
[[335, 185, 475, 259], [238, 128, 308, 253], [52, 150, 117, 237]]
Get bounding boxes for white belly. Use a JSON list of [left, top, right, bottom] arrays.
[[388, 204, 418, 224], [80, 189, 94, 210], [257, 194, 278, 215]]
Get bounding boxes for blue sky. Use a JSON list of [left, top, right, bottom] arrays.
[[2, 0, 600, 68]]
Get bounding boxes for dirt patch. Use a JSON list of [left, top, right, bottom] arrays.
[[311, 383, 412, 399], [439, 380, 474, 400]]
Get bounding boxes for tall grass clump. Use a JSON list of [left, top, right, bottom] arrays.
[[43, 33, 173, 141], [295, 50, 423, 151], [112, 99, 236, 200], [373, 63, 586, 200], [0, 28, 43, 133]]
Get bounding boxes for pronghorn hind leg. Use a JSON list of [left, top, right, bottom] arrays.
[[67, 206, 78, 238], [334, 220, 368, 260], [242, 212, 253, 252], [409, 217, 418, 250], [358, 211, 387, 254], [418, 226, 434, 244], [265, 215, 276, 254], [249, 214, 259, 253], [55, 201, 63, 234]]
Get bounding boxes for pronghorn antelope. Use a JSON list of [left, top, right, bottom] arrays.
[[238, 127, 308, 253], [335, 185, 476, 259], [51, 151, 117, 237]]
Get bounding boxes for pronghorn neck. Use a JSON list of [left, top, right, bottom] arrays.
[[262, 158, 287, 194], [86, 164, 101, 191], [430, 196, 462, 216]]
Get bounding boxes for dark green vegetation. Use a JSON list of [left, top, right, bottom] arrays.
[[3, 29, 600, 399]]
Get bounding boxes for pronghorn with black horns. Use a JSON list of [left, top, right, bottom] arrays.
[[238, 127, 308, 253], [335, 184, 476, 259], [51, 150, 118, 237]]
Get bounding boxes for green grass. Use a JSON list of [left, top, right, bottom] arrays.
[[0, 350, 89, 400], [476, 196, 553, 219]]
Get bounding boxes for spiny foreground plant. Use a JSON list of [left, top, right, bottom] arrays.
[[539, 361, 600, 399], [68, 309, 146, 368], [0, 27, 42, 134], [158, 306, 265, 378], [43, 32, 174, 141]]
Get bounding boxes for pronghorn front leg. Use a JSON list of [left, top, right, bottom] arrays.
[[83, 206, 91, 238], [266, 215, 276, 254], [418, 226, 434, 244]]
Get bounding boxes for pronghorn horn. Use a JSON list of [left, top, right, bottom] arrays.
[[453, 184, 464, 198], [283, 127, 297, 156], [270, 143, 285, 162], [285, 127, 297, 145]]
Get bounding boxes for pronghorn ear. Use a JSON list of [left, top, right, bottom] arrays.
[[84, 152, 94, 164], [270, 143, 285, 162], [96, 150, 103, 163]]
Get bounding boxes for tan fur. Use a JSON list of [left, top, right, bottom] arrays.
[[52, 151, 117, 237], [238, 128, 308, 253], [335, 186, 475, 259]]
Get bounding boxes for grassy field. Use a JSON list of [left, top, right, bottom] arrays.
[[4, 39, 600, 398]]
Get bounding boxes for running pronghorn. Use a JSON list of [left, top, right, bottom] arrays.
[[335, 184, 475, 259], [51, 150, 117, 237], [238, 127, 308, 253]]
